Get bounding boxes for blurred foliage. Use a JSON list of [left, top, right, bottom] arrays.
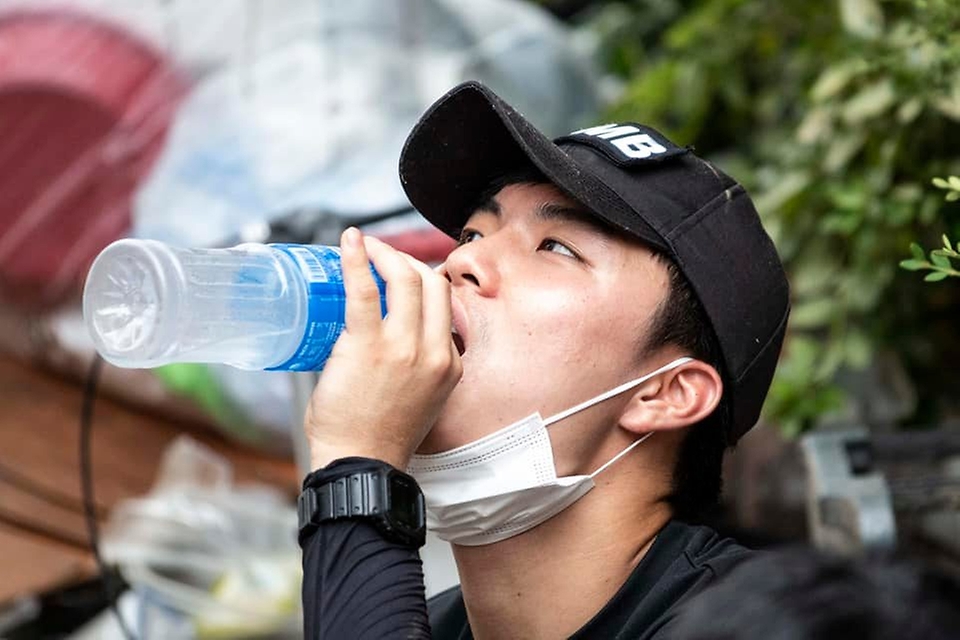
[[580, 0, 960, 435]]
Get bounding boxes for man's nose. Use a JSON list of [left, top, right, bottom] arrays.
[[441, 239, 499, 295]]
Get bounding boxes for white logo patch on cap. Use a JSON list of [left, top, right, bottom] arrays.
[[554, 122, 688, 167]]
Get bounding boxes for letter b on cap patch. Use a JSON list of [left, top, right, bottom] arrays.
[[554, 123, 688, 168]]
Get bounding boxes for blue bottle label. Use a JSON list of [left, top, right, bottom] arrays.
[[266, 244, 385, 372]]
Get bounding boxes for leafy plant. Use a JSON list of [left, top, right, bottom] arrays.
[[583, 0, 960, 434], [900, 237, 959, 281], [932, 175, 960, 203], [900, 177, 960, 281]]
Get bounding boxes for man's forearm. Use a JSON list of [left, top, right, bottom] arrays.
[[300, 459, 431, 640]]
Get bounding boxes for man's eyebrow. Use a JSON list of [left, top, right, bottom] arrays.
[[536, 202, 614, 240], [475, 197, 501, 216], [536, 202, 594, 224], [470, 197, 612, 239]]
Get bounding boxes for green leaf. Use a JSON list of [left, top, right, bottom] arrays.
[[924, 271, 950, 282], [824, 131, 867, 172], [944, 234, 954, 251], [839, 0, 884, 39], [892, 183, 923, 205], [822, 213, 861, 235], [896, 98, 923, 124], [796, 107, 833, 144], [919, 195, 941, 224], [949, 176, 960, 190], [899, 259, 928, 271], [790, 250, 838, 297], [814, 341, 846, 382], [753, 171, 811, 216], [811, 64, 858, 102], [789, 299, 835, 329], [933, 88, 960, 121], [947, 191, 960, 202], [844, 330, 873, 370], [910, 242, 926, 260], [932, 177, 951, 189], [829, 184, 868, 211], [930, 253, 952, 268], [841, 79, 896, 124]]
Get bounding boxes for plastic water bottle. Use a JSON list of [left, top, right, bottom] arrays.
[[82, 239, 385, 371]]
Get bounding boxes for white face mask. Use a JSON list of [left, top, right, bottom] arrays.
[[407, 357, 692, 546]]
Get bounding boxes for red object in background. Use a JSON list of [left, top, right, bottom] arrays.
[[376, 227, 458, 265], [0, 9, 187, 310]]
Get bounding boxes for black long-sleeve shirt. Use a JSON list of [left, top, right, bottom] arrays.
[[300, 458, 431, 639], [300, 459, 755, 639]]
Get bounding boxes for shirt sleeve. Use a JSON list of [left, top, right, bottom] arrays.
[[300, 458, 432, 640]]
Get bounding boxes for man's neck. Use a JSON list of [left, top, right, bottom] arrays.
[[451, 486, 672, 640]]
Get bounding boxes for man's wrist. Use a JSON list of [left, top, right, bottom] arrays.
[[309, 441, 410, 473], [299, 457, 426, 548]]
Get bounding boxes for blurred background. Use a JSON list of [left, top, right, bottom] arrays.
[[0, 0, 958, 637]]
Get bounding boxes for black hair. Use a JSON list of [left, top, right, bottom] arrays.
[[642, 257, 730, 522], [669, 548, 960, 640], [469, 164, 730, 521]]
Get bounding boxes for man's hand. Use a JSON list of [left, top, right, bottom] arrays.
[[304, 228, 462, 471]]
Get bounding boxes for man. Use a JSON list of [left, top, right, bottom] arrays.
[[297, 81, 790, 639]]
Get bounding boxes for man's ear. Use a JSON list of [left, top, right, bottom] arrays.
[[618, 360, 722, 435]]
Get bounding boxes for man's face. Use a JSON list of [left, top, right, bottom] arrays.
[[419, 181, 672, 458]]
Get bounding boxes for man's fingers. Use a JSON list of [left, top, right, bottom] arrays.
[[407, 257, 454, 352], [342, 234, 457, 381], [400, 253, 460, 384], [364, 236, 424, 340], [340, 228, 383, 334]]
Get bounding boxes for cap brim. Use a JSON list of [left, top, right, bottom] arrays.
[[399, 81, 666, 251]]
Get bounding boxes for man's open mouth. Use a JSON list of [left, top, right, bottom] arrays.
[[452, 328, 466, 356]]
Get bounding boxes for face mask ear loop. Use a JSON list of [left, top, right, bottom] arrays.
[[543, 357, 693, 428], [589, 431, 654, 478]]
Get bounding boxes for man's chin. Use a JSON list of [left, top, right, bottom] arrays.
[[417, 396, 471, 454], [416, 425, 455, 455]]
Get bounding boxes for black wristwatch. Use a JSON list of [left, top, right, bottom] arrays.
[[298, 462, 426, 548]]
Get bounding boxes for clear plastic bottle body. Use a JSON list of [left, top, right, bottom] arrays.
[[83, 239, 381, 371]]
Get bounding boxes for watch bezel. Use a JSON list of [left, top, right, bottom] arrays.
[[379, 468, 426, 547]]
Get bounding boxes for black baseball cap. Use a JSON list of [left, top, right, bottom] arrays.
[[398, 81, 790, 443]]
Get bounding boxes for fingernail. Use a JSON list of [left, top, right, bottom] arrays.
[[343, 227, 361, 248]]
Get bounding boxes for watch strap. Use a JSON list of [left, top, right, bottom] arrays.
[[301, 456, 386, 492], [298, 460, 426, 549], [298, 471, 386, 525]]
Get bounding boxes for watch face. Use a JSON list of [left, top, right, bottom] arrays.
[[388, 472, 424, 530]]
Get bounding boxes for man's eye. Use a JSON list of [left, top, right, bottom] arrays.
[[539, 239, 579, 260], [458, 229, 482, 245]]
